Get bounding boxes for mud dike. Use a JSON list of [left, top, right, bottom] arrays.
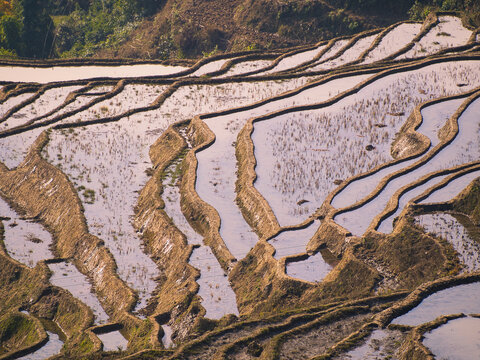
[[0, 12, 479, 359]]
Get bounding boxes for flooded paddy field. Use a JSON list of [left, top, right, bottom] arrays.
[[393, 282, 480, 326], [334, 95, 480, 236], [0, 13, 479, 359], [0, 196, 54, 267], [422, 316, 480, 360]]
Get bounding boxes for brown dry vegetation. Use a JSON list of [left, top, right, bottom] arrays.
[[0, 12, 479, 359], [97, 0, 387, 59]]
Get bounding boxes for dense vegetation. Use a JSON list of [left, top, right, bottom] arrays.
[[53, 0, 165, 57], [0, 0, 54, 58], [0, 0, 163, 58], [408, 0, 480, 25], [0, 0, 478, 59]]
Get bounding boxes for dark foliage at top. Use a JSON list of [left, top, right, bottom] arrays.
[[0, 0, 478, 59]]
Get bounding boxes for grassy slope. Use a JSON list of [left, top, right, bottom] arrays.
[[96, 0, 398, 59], [96, 0, 480, 59]]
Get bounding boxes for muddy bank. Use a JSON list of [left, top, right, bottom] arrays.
[[166, 292, 407, 360], [307, 212, 457, 300]]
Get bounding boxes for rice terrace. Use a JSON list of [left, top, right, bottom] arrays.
[[1, 5, 480, 360]]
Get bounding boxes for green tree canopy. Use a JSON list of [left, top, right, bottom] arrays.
[[0, 0, 54, 58]]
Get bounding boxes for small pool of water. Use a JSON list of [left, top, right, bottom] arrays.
[[162, 324, 174, 349], [340, 329, 404, 359], [48, 261, 109, 324], [423, 316, 480, 360], [393, 282, 480, 326], [285, 251, 333, 283], [97, 330, 128, 352], [0, 197, 54, 267], [270, 221, 320, 260], [18, 331, 63, 360]]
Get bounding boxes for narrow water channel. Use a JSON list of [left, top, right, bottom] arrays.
[[421, 170, 480, 203], [0, 63, 187, 83], [163, 157, 239, 319]]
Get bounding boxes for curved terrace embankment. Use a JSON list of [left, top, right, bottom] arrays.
[[134, 124, 206, 345], [0, 222, 101, 357], [0, 132, 154, 351]]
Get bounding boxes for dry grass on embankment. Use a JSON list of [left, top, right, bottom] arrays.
[[305, 88, 480, 292], [133, 123, 217, 345], [0, 221, 101, 357], [0, 131, 155, 353], [0, 15, 478, 357]]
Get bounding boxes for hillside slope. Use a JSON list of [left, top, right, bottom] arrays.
[[96, 0, 400, 59], [1, 0, 479, 59]]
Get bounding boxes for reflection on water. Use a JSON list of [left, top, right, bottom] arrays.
[[162, 325, 174, 349], [0, 64, 187, 83], [0, 197, 54, 267], [286, 250, 333, 283], [18, 332, 63, 360], [190, 246, 239, 319], [423, 316, 480, 360], [162, 158, 239, 319], [270, 221, 320, 259], [393, 282, 480, 326], [415, 213, 480, 272], [48, 261, 109, 324], [97, 330, 128, 352], [336, 95, 480, 236], [421, 170, 480, 203]]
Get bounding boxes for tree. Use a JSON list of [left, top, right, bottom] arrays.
[[47, 0, 90, 15], [0, 0, 23, 56], [0, 13, 22, 52], [135, 0, 165, 15], [0, 0, 13, 14], [19, 0, 55, 57]]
